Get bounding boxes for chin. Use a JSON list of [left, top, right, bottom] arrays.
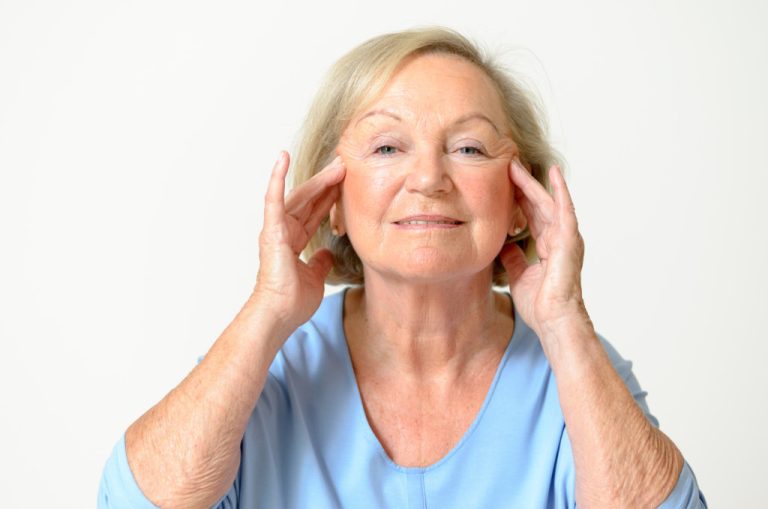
[[371, 250, 492, 284]]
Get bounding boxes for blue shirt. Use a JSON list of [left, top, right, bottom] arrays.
[[98, 289, 707, 508]]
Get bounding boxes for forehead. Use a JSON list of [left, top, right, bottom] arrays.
[[350, 53, 508, 131]]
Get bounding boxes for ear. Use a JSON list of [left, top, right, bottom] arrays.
[[507, 203, 527, 237], [329, 201, 347, 236]]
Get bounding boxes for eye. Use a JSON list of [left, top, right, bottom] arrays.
[[458, 146, 485, 156], [374, 145, 398, 156]]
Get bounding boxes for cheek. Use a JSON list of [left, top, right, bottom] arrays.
[[462, 169, 514, 222], [340, 165, 399, 222]]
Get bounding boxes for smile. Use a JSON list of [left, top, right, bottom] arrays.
[[393, 214, 464, 225], [392, 215, 465, 229], [397, 220, 461, 225]]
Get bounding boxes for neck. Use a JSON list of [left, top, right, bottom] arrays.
[[344, 269, 514, 382]]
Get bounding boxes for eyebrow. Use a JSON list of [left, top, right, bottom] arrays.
[[355, 108, 501, 135]]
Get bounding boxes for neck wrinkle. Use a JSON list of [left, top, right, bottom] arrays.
[[344, 273, 513, 382]]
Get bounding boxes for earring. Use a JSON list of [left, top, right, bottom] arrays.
[[512, 226, 522, 236], [331, 225, 340, 236]]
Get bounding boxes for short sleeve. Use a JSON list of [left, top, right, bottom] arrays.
[[597, 333, 708, 508], [97, 433, 160, 509], [657, 461, 709, 508]]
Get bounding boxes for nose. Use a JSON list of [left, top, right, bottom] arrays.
[[404, 149, 454, 196]]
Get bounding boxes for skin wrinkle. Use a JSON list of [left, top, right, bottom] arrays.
[[355, 107, 504, 136], [335, 108, 518, 284], [543, 317, 683, 508]]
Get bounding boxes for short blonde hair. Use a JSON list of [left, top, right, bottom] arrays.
[[290, 25, 564, 286]]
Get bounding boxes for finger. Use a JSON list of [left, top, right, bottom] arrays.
[[549, 165, 578, 230], [306, 248, 335, 281], [509, 158, 553, 211], [287, 164, 345, 218], [514, 185, 549, 239], [301, 185, 340, 240], [286, 172, 342, 225], [498, 242, 529, 284], [285, 156, 345, 213], [264, 151, 289, 227], [287, 185, 341, 254]]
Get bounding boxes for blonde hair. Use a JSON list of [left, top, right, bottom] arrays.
[[290, 25, 564, 286]]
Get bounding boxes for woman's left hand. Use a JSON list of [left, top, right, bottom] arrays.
[[501, 159, 688, 507], [499, 157, 590, 338]]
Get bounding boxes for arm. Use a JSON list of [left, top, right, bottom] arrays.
[[122, 297, 290, 508], [541, 309, 685, 507], [501, 158, 704, 508], [98, 151, 345, 508], [595, 335, 707, 508]]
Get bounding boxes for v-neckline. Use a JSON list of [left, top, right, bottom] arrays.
[[335, 287, 522, 473]]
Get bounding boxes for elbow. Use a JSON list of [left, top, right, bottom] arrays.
[[157, 451, 241, 509], [575, 427, 687, 509]]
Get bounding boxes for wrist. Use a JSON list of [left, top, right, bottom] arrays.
[[536, 299, 593, 338], [536, 304, 599, 365], [237, 294, 296, 352]]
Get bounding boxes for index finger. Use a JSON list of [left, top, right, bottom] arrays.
[[285, 156, 346, 212], [264, 151, 289, 227], [509, 157, 553, 208]]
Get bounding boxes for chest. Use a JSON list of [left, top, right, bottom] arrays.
[[355, 370, 497, 468]]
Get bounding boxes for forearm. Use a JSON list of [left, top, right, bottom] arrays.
[[539, 309, 684, 508], [124, 295, 291, 509]]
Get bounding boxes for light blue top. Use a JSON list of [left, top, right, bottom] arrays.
[[98, 289, 707, 508]]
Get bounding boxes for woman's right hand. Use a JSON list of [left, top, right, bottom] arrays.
[[115, 150, 343, 509], [250, 150, 345, 333]]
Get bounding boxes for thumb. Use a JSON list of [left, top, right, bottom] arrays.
[[499, 242, 528, 284], [306, 248, 335, 281]]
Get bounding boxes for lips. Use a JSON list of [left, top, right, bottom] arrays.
[[393, 215, 464, 225]]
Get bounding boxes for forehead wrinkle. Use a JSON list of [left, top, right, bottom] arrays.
[[354, 108, 503, 136], [453, 113, 500, 135], [354, 108, 402, 128]]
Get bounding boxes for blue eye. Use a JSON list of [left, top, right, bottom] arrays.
[[459, 146, 484, 156], [375, 145, 398, 156], [373, 145, 485, 157]]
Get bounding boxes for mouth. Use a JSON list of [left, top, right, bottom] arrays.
[[393, 215, 464, 228]]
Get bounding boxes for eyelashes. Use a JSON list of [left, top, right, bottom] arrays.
[[458, 146, 484, 156], [374, 145, 398, 156], [372, 144, 487, 157]]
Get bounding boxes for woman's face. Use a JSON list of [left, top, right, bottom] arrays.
[[335, 52, 521, 283]]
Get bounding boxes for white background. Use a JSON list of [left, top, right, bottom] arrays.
[[1, 1, 765, 507]]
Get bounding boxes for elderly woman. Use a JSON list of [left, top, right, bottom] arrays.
[[98, 27, 706, 508]]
